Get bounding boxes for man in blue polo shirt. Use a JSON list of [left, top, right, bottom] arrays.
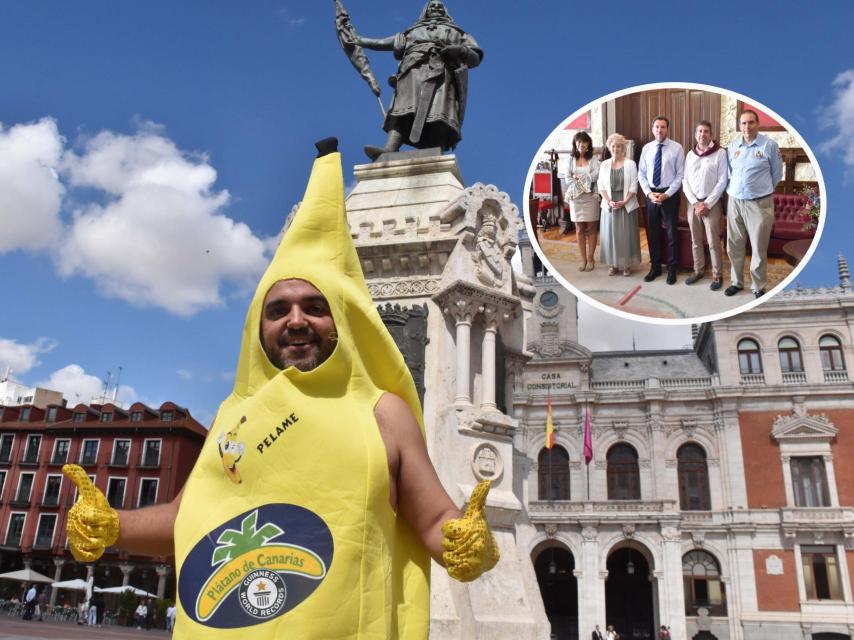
[[725, 109, 783, 298]]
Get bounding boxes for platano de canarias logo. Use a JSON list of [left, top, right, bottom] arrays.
[[179, 504, 333, 628]]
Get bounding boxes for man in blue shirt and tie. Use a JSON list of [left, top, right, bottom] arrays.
[[638, 116, 685, 284], [725, 109, 783, 298]]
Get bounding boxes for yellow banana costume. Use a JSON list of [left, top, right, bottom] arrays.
[[172, 139, 430, 639]]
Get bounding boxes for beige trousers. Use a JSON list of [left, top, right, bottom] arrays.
[[727, 195, 774, 292], [688, 201, 723, 277]]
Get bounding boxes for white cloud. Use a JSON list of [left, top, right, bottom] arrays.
[[578, 301, 692, 352], [176, 368, 193, 381], [58, 125, 269, 316], [0, 118, 65, 252], [0, 337, 57, 376], [37, 364, 137, 406], [821, 70, 854, 172]]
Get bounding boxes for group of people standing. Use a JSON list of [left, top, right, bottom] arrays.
[[591, 623, 670, 639], [562, 110, 783, 297]]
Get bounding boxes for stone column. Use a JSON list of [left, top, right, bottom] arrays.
[[659, 527, 687, 640], [120, 562, 133, 587], [50, 558, 66, 606], [578, 525, 602, 637], [480, 305, 499, 412], [156, 565, 171, 599], [447, 298, 475, 405]]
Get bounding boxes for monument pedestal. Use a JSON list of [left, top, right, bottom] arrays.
[[346, 151, 550, 639]]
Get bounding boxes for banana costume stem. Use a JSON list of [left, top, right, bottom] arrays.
[[441, 480, 499, 582], [63, 464, 120, 563]]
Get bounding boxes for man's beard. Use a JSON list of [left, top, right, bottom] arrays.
[[265, 332, 335, 372]]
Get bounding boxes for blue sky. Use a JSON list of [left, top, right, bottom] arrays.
[[1, 1, 852, 426]]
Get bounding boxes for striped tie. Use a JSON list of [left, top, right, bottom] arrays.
[[652, 143, 663, 188]]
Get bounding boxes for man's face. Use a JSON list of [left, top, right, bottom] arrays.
[[652, 119, 669, 142], [695, 124, 712, 148], [260, 279, 337, 372], [426, 1, 446, 18], [740, 113, 759, 139]]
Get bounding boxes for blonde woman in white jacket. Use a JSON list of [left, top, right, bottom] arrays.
[[598, 133, 641, 276]]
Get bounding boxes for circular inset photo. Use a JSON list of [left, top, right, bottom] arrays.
[[523, 82, 825, 324]]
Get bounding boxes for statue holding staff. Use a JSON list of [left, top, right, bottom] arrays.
[[335, 1, 483, 160]]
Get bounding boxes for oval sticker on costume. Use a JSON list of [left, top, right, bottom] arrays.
[[178, 504, 333, 628]]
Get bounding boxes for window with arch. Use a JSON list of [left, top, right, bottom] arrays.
[[778, 337, 803, 373], [682, 550, 727, 616], [737, 338, 762, 374], [677, 443, 711, 511], [819, 335, 846, 371], [538, 446, 570, 500], [607, 443, 640, 500]]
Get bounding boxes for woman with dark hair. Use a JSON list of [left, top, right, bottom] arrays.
[[564, 131, 600, 271]]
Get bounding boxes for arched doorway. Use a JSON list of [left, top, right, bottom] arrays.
[[534, 545, 578, 640], [606, 546, 655, 639]]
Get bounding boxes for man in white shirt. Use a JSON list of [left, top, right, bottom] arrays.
[[638, 116, 685, 284], [682, 120, 728, 290], [23, 584, 37, 620]]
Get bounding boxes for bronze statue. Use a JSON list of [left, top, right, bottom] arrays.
[[335, 1, 483, 160]]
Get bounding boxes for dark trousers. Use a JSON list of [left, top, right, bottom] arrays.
[[646, 192, 680, 269]]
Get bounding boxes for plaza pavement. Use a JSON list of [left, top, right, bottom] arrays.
[[0, 618, 170, 639]]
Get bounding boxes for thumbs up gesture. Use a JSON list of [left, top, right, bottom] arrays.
[[441, 480, 500, 582], [62, 464, 120, 562]]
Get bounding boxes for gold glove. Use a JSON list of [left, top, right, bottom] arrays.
[[441, 480, 500, 582], [62, 464, 120, 562]]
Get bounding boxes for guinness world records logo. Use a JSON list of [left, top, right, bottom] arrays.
[[238, 569, 286, 619]]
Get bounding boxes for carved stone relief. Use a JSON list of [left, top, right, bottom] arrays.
[[471, 443, 504, 483], [378, 303, 429, 405]]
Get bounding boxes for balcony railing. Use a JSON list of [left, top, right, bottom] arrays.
[[4, 533, 23, 547], [33, 535, 54, 549], [528, 500, 678, 520], [782, 371, 807, 384], [824, 370, 849, 383], [139, 455, 160, 468], [41, 495, 60, 507], [740, 373, 765, 385], [590, 377, 713, 391], [110, 455, 129, 467], [20, 453, 39, 465], [80, 454, 98, 466], [50, 454, 68, 465]]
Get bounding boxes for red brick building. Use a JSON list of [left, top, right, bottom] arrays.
[[0, 400, 206, 601]]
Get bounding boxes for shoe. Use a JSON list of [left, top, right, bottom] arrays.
[[666, 269, 677, 285], [724, 285, 743, 296], [578, 261, 588, 272], [754, 289, 765, 299], [643, 268, 661, 282], [608, 267, 618, 276], [685, 272, 703, 285], [586, 260, 595, 271], [623, 268, 632, 277], [710, 276, 723, 291]]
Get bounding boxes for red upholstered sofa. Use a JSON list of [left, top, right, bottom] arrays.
[[768, 193, 815, 256]]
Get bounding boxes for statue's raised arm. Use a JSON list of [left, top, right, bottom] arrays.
[[336, 1, 483, 161]]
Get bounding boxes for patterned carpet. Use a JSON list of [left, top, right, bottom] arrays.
[[536, 228, 798, 320]]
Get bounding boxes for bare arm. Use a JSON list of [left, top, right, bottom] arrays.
[[114, 488, 183, 557], [374, 393, 461, 564]]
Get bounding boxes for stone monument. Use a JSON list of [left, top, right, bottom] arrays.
[[345, 148, 550, 638]]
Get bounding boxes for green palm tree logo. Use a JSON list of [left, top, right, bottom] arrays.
[[211, 510, 284, 565]]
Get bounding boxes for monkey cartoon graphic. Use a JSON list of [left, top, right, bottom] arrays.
[[217, 416, 246, 484]]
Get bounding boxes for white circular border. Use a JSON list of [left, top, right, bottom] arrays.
[[522, 81, 828, 326]]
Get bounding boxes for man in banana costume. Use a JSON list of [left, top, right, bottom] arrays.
[[63, 138, 498, 638]]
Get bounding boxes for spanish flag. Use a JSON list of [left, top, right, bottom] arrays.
[[545, 392, 554, 449]]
